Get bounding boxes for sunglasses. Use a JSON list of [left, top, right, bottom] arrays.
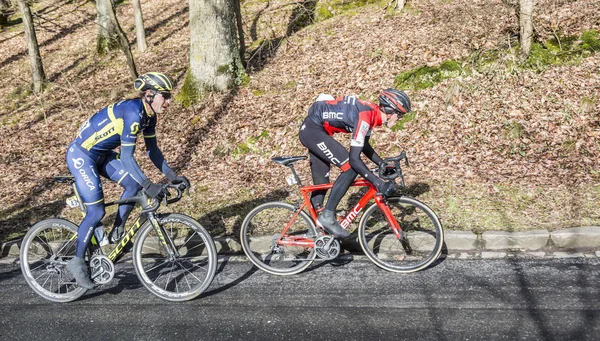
[[157, 91, 172, 100]]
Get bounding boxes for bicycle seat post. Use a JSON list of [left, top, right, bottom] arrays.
[[287, 164, 303, 187], [71, 183, 86, 213]]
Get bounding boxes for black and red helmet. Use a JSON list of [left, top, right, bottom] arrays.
[[378, 89, 411, 115]]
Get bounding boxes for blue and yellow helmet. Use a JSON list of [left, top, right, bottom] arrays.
[[134, 72, 174, 92]]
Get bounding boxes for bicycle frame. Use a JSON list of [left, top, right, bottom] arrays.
[[60, 177, 182, 263], [277, 179, 402, 249]]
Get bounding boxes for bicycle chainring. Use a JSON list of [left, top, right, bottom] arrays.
[[90, 254, 115, 285], [314, 236, 340, 260]]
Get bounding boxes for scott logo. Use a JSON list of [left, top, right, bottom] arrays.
[[130, 122, 140, 135], [72, 158, 84, 169], [94, 126, 115, 141], [317, 142, 340, 164]]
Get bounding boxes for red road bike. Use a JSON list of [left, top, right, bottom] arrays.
[[240, 152, 444, 275]]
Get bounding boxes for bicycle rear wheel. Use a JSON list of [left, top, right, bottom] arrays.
[[240, 202, 317, 275], [20, 219, 88, 302], [358, 196, 444, 273], [133, 213, 217, 302]]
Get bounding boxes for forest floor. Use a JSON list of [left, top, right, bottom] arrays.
[[0, 0, 599, 243]]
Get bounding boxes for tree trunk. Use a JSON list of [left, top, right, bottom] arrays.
[[189, 0, 244, 93], [96, 0, 119, 55], [101, 0, 138, 80], [394, 0, 406, 11], [519, 0, 535, 60], [17, 0, 45, 93], [233, 0, 245, 67], [131, 0, 147, 53]]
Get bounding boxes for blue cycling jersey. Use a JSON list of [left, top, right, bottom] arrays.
[[70, 99, 171, 185]]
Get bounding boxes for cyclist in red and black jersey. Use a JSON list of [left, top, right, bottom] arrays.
[[299, 89, 411, 238]]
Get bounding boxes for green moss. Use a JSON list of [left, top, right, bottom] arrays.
[[252, 89, 266, 96], [239, 73, 251, 87], [579, 96, 597, 114], [315, 5, 334, 21], [394, 60, 464, 90], [396, 31, 599, 91], [581, 30, 600, 52], [314, 0, 386, 21], [525, 42, 563, 70], [175, 71, 202, 108], [544, 35, 578, 52], [504, 121, 526, 140], [283, 80, 296, 89], [232, 130, 270, 159], [217, 64, 232, 75], [96, 36, 120, 56], [8, 85, 32, 100]]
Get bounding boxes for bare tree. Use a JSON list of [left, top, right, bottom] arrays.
[[96, 0, 119, 55], [97, 0, 137, 79], [131, 0, 147, 53], [16, 0, 45, 93], [519, 0, 535, 59], [188, 0, 245, 94]]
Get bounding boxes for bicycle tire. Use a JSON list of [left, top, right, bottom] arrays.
[[20, 218, 89, 302], [132, 213, 217, 302], [358, 196, 444, 273], [240, 202, 318, 275]]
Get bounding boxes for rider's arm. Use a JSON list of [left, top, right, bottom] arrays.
[[120, 144, 148, 185], [362, 136, 383, 166], [120, 114, 149, 185], [349, 145, 383, 188], [143, 119, 173, 175], [348, 112, 384, 188]]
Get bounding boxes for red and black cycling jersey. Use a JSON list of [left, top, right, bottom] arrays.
[[307, 95, 383, 147]]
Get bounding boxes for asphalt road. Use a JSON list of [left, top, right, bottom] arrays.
[[0, 256, 599, 340]]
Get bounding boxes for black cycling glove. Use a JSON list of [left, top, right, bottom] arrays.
[[376, 181, 397, 197], [166, 171, 191, 190], [142, 179, 168, 201]]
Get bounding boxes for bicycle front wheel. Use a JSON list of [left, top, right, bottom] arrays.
[[20, 219, 88, 302], [358, 196, 444, 273], [133, 213, 217, 302], [240, 202, 318, 275]]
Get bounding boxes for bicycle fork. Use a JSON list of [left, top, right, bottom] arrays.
[[378, 200, 404, 240], [147, 213, 180, 259]]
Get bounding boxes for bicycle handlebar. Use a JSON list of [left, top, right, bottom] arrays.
[[378, 151, 409, 181], [140, 183, 186, 213], [102, 183, 187, 214]]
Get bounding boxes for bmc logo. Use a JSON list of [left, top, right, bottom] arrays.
[[340, 205, 362, 228], [317, 142, 340, 164], [322, 112, 343, 120]]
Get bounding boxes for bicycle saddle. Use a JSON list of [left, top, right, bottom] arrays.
[[271, 156, 307, 166]]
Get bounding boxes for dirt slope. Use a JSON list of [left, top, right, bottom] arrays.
[[0, 0, 599, 241]]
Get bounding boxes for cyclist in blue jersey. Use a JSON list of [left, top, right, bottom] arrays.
[[299, 89, 411, 239], [65, 72, 190, 289]]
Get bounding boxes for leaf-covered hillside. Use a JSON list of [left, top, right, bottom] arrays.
[[0, 0, 599, 242]]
